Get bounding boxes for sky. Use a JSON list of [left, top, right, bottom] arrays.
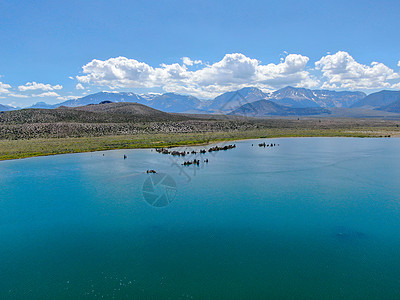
[[1, 0, 400, 107]]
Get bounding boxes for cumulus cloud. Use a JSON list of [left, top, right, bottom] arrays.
[[77, 53, 317, 98], [76, 83, 85, 90], [18, 82, 63, 91], [0, 81, 11, 94], [77, 57, 156, 88], [182, 57, 194, 66], [315, 51, 399, 90], [32, 91, 60, 97], [181, 57, 202, 66]]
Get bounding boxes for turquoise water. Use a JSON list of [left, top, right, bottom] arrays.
[[1, 137, 400, 299]]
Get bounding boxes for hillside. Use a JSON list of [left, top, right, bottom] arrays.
[[377, 99, 400, 113], [312, 90, 366, 108], [207, 87, 269, 112], [71, 101, 171, 116], [327, 107, 400, 118], [269, 87, 320, 107], [351, 90, 400, 109], [229, 99, 331, 116], [149, 93, 203, 113], [0, 102, 186, 125]]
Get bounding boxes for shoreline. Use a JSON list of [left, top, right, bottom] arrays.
[[0, 129, 398, 162]]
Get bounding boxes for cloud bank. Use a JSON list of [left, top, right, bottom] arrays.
[[76, 53, 318, 98], [75, 51, 400, 97]]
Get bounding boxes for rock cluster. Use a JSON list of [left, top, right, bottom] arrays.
[[155, 144, 236, 156], [207, 144, 236, 152], [258, 142, 279, 147]]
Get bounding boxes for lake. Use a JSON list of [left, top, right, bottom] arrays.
[[0, 137, 400, 299]]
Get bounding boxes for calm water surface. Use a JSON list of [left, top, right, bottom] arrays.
[[0, 137, 400, 299]]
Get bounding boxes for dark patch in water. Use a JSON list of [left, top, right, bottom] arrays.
[[334, 226, 366, 241]]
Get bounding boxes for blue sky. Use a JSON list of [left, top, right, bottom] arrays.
[[1, 0, 400, 106]]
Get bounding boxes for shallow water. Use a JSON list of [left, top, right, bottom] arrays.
[[0, 137, 400, 299]]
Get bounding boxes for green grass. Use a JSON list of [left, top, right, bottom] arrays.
[[0, 126, 397, 161]]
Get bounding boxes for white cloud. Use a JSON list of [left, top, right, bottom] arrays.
[[32, 91, 60, 97], [181, 57, 202, 66], [8, 93, 29, 98], [6, 102, 18, 108], [18, 82, 63, 91], [182, 57, 194, 66], [0, 81, 11, 94], [77, 57, 156, 88], [315, 51, 399, 90], [392, 82, 400, 89], [75, 83, 85, 90], [398, 60, 400, 67], [77, 53, 317, 98], [1, 81, 63, 100], [57, 95, 78, 101]]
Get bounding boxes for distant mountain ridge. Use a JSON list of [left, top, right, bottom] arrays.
[[376, 98, 400, 113], [229, 99, 331, 117], [269, 86, 365, 108], [0, 104, 17, 111], [351, 90, 400, 109], [29, 102, 56, 109], [57, 92, 147, 107], [53, 91, 203, 113], [208, 87, 270, 112], [148, 93, 202, 113], [210, 86, 366, 112], [4, 86, 400, 116]]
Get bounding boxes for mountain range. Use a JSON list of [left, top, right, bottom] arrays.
[[2, 86, 400, 116], [208, 87, 269, 112], [229, 99, 331, 117], [0, 104, 17, 111], [351, 90, 400, 110], [49, 86, 368, 112], [270, 87, 366, 108], [376, 97, 400, 113]]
